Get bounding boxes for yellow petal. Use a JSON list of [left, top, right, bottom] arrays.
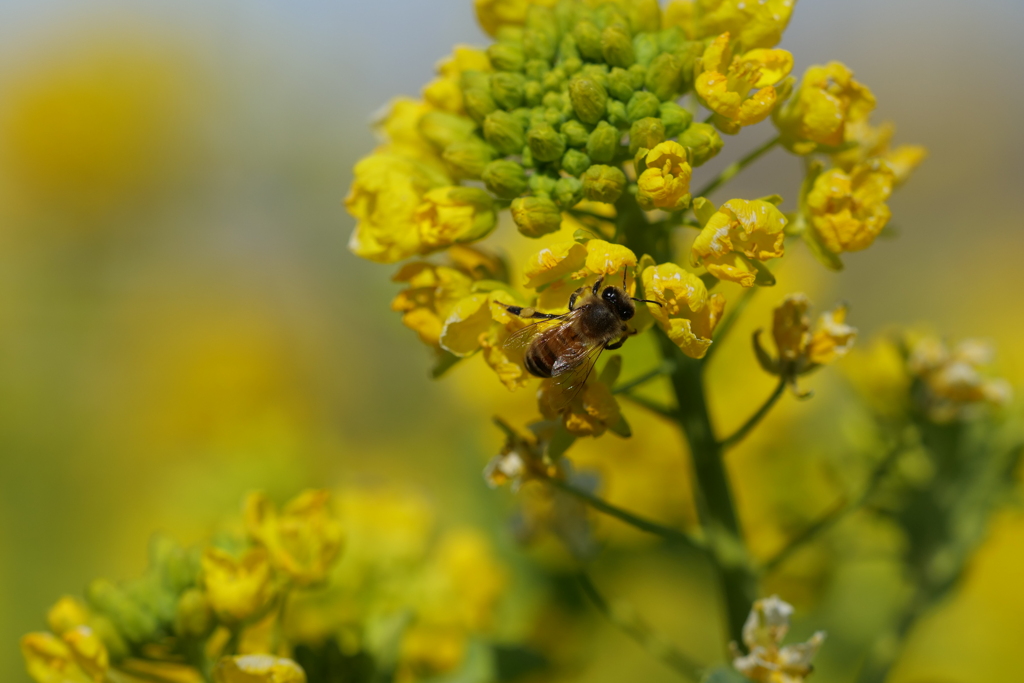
[[213, 655, 306, 683], [439, 293, 493, 357], [523, 241, 588, 289]]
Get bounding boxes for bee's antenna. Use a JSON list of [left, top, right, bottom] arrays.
[[632, 298, 663, 307]]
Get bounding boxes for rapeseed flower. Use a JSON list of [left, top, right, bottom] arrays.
[[696, 33, 793, 134], [214, 655, 306, 683], [691, 198, 787, 286], [775, 62, 876, 154], [731, 596, 826, 683], [666, 0, 797, 50], [907, 337, 1012, 423], [805, 161, 893, 254], [832, 120, 927, 187], [642, 262, 725, 358], [201, 547, 277, 625], [637, 140, 692, 210]]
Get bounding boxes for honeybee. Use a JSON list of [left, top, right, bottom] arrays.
[[498, 271, 661, 407]]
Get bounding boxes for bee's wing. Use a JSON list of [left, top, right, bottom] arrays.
[[502, 309, 578, 355], [547, 338, 606, 413]]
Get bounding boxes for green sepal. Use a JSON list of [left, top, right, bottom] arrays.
[[802, 225, 845, 271], [432, 350, 463, 379], [692, 196, 718, 227]]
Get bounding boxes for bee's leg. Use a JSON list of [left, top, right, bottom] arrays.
[[568, 286, 587, 310], [591, 276, 605, 296], [497, 302, 561, 320], [604, 336, 628, 350]]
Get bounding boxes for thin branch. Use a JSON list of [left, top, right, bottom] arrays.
[[702, 285, 759, 366], [614, 361, 676, 395], [759, 442, 907, 574], [719, 377, 787, 450], [577, 572, 704, 682], [546, 477, 706, 554], [619, 390, 680, 420], [695, 135, 781, 199]]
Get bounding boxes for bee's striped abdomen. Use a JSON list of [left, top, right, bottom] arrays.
[[524, 324, 586, 378]]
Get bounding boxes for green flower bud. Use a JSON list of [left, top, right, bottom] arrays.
[[626, 91, 661, 122], [562, 56, 583, 76], [464, 87, 497, 123], [542, 90, 567, 110], [483, 160, 528, 198], [528, 173, 558, 196], [544, 107, 565, 127], [561, 148, 591, 176], [174, 588, 213, 639], [542, 67, 567, 93], [645, 52, 682, 101], [554, 176, 585, 209], [675, 41, 705, 92], [630, 0, 663, 34], [627, 64, 647, 89], [521, 144, 535, 168], [658, 27, 683, 53], [150, 534, 199, 593], [524, 59, 550, 82], [659, 101, 694, 137], [579, 64, 610, 87], [487, 41, 525, 72], [87, 579, 159, 645], [524, 80, 544, 107], [491, 72, 526, 110], [602, 25, 635, 68], [495, 26, 524, 43], [483, 110, 526, 155], [523, 7, 558, 61], [558, 34, 580, 63], [561, 120, 589, 148], [443, 138, 496, 179], [569, 77, 609, 125], [587, 121, 621, 162], [607, 67, 635, 102], [679, 122, 724, 166], [582, 164, 627, 203], [511, 196, 563, 237], [633, 32, 660, 68], [606, 99, 630, 129], [419, 111, 476, 150], [461, 69, 490, 92], [594, 5, 628, 31], [629, 116, 665, 156], [528, 123, 567, 162], [572, 19, 603, 61]]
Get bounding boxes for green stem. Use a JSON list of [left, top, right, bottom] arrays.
[[695, 135, 780, 199], [702, 286, 759, 367], [547, 477, 706, 555], [719, 377, 787, 450], [619, 390, 679, 420], [760, 441, 906, 574], [577, 572, 704, 682], [614, 360, 677, 395], [656, 332, 755, 647]]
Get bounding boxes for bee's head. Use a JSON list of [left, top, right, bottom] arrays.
[[602, 286, 635, 321]]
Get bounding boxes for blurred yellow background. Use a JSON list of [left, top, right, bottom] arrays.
[[1, 1, 1023, 681]]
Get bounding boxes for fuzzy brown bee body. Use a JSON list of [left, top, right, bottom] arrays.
[[499, 275, 660, 406]]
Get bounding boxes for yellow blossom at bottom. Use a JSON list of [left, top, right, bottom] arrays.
[[641, 263, 725, 359], [732, 596, 826, 683]]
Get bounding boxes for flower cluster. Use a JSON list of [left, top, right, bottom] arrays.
[[907, 336, 1012, 423], [21, 488, 507, 683]]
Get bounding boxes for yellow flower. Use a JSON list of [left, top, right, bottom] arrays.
[[907, 336, 1012, 423], [696, 33, 793, 134], [345, 149, 452, 263], [474, 0, 557, 36], [376, 98, 438, 163], [637, 141, 693, 211], [484, 420, 557, 489], [754, 294, 856, 393], [415, 186, 496, 251], [731, 596, 826, 683], [832, 120, 927, 187], [46, 597, 90, 637], [201, 547, 277, 624], [396, 625, 468, 683], [540, 372, 623, 437], [641, 263, 725, 359], [805, 162, 893, 253], [523, 238, 637, 312], [22, 625, 112, 683], [691, 199, 787, 287], [213, 655, 306, 683], [423, 46, 492, 114], [391, 263, 475, 348], [775, 62, 876, 154], [666, 0, 796, 50], [245, 490, 344, 587]]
